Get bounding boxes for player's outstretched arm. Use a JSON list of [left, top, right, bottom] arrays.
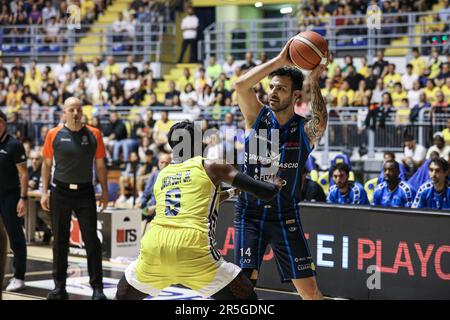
[[204, 161, 282, 202], [235, 39, 294, 129], [305, 63, 328, 146]]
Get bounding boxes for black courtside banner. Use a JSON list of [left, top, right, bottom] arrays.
[[216, 201, 450, 300]]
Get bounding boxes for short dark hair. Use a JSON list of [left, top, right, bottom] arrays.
[[168, 121, 200, 159], [384, 151, 396, 160], [384, 159, 400, 172], [145, 149, 154, 156], [269, 66, 305, 91], [406, 63, 413, 69], [404, 133, 415, 142], [429, 157, 449, 172], [331, 162, 350, 176]]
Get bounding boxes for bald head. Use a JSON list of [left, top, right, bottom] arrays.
[[63, 97, 83, 129], [64, 97, 82, 109]]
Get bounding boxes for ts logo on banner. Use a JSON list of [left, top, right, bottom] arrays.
[[117, 229, 137, 243]]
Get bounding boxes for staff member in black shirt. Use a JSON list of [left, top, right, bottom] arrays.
[[0, 110, 28, 292], [0, 217, 7, 300], [300, 167, 326, 202], [40, 97, 109, 300]]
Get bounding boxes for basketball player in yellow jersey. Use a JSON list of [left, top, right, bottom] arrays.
[[116, 121, 283, 300]]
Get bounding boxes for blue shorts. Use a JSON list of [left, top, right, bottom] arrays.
[[234, 209, 316, 282]]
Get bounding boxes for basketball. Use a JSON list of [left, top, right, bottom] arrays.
[[289, 31, 328, 70]]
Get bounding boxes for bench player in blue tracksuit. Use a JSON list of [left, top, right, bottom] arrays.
[[327, 162, 369, 205], [373, 160, 416, 207], [412, 157, 450, 209], [234, 38, 329, 300]]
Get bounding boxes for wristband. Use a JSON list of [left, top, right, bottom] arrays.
[[20, 196, 28, 200]]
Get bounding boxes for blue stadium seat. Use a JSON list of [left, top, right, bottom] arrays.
[[108, 182, 120, 202]]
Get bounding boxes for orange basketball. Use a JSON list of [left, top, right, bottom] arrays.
[[289, 31, 328, 70]]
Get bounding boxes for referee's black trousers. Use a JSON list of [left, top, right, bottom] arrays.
[[50, 186, 103, 289], [0, 189, 27, 280]]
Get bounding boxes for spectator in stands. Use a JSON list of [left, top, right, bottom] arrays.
[[179, 83, 198, 108], [197, 84, 215, 107], [222, 55, 237, 79], [412, 157, 450, 209], [337, 81, 354, 106], [409, 47, 427, 76], [72, 56, 89, 74], [327, 163, 369, 205], [138, 153, 172, 221], [424, 79, 439, 105], [113, 12, 129, 44], [321, 78, 337, 106], [240, 51, 256, 73], [372, 49, 389, 78], [436, 63, 450, 87], [353, 80, 367, 107], [219, 112, 237, 161], [42, 0, 57, 23], [402, 134, 427, 173], [344, 65, 364, 91], [54, 56, 72, 84], [183, 98, 201, 121], [442, 118, 450, 145], [431, 91, 449, 121], [426, 133, 450, 159], [177, 67, 194, 92], [204, 131, 223, 160], [87, 68, 108, 100], [383, 64, 402, 92], [122, 55, 139, 78], [342, 55, 355, 76], [103, 56, 120, 81], [373, 160, 416, 208], [117, 151, 141, 206], [326, 52, 339, 80], [364, 65, 378, 91], [137, 136, 151, 163], [410, 92, 431, 123], [401, 64, 418, 92], [44, 16, 60, 44], [428, 47, 442, 79], [206, 56, 222, 82], [392, 82, 407, 108], [177, 6, 199, 63], [11, 57, 25, 80], [147, 93, 164, 107], [408, 80, 422, 109], [258, 52, 268, 65], [194, 67, 212, 94], [123, 71, 141, 106], [104, 111, 128, 164], [300, 167, 326, 202], [135, 149, 158, 194], [28, 3, 42, 25], [439, 0, 450, 22], [151, 110, 172, 153], [331, 67, 344, 89], [164, 80, 180, 104], [108, 86, 124, 107]]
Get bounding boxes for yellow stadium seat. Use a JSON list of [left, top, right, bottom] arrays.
[[364, 177, 379, 204]]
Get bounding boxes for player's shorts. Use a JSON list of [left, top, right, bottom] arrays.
[[234, 209, 316, 282], [125, 224, 241, 297]]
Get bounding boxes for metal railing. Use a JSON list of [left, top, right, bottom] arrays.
[[2, 105, 447, 156], [0, 22, 176, 61], [200, 11, 449, 62]]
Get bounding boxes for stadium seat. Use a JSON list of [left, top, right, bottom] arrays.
[[364, 178, 379, 204], [108, 182, 120, 203]]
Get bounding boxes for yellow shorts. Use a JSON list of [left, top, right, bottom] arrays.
[[125, 224, 241, 297]]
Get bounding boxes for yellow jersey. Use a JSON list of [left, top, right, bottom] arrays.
[[151, 156, 220, 233]]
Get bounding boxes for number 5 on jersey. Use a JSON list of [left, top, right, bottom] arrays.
[[165, 188, 181, 216]]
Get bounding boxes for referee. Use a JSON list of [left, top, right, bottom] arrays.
[[0, 110, 28, 292], [40, 97, 109, 300]]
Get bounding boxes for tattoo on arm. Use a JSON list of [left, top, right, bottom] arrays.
[[305, 83, 328, 143]]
